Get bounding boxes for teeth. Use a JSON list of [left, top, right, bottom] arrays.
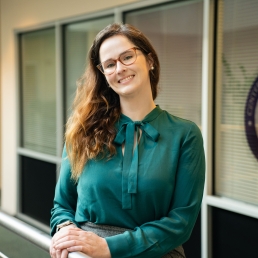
[[119, 75, 133, 83]]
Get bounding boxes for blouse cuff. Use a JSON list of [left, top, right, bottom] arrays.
[[105, 233, 131, 258]]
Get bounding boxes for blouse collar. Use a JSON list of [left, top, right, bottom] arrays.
[[116, 105, 163, 128]]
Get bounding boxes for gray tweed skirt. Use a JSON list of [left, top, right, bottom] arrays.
[[81, 222, 185, 258]]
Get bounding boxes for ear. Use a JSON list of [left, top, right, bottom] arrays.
[[147, 53, 154, 69]]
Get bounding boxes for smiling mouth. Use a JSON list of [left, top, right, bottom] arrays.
[[118, 75, 134, 83]]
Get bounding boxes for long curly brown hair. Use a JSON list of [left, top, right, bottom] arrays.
[[65, 23, 160, 180]]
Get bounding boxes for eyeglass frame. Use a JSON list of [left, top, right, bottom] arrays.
[[96, 47, 140, 75]]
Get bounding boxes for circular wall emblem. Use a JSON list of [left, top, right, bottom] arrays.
[[245, 76, 258, 161]]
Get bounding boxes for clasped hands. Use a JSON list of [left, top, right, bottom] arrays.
[[50, 225, 111, 258]]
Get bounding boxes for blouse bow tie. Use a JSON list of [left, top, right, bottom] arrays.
[[114, 120, 160, 209]]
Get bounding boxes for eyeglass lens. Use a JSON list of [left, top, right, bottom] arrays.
[[101, 49, 136, 74]]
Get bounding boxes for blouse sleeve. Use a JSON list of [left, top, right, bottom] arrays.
[[105, 123, 205, 258], [50, 146, 79, 236]]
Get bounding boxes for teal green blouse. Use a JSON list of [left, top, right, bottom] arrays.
[[50, 106, 205, 258]]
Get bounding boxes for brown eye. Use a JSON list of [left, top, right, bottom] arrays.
[[121, 51, 135, 64], [103, 60, 116, 69]]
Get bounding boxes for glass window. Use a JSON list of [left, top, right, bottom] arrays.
[[125, 0, 203, 126], [21, 156, 56, 225], [64, 16, 114, 119], [215, 0, 258, 205], [20, 28, 56, 155]]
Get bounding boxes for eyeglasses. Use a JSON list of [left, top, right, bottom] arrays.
[[97, 47, 139, 75]]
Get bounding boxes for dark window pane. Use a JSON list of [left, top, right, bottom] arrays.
[[21, 156, 56, 225], [183, 211, 201, 258], [212, 207, 258, 258]]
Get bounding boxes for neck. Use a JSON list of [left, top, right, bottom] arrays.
[[120, 95, 156, 121]]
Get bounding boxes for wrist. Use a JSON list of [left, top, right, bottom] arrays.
[[56, 220, 76, 232]]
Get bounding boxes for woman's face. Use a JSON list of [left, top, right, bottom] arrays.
[[99, 35, 153, 99]]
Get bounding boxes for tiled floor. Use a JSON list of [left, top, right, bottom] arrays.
[[0, 225, 49, 258]]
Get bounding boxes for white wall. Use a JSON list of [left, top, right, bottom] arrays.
[[0, 0, 141, 214]]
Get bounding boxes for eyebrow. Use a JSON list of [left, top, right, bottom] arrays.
[[102, 47, 136, 63]]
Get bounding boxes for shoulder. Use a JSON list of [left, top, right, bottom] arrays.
[[158, 109, 201, 135], [153, 109, 203, 150]]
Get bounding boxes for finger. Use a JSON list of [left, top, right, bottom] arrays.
[[66, 245, 84, 253], [55, 239, 84, 250], [53, 228, 82, 245], [54, 229, 92, 247], [54, 234, 83, 247], [55, 248, 62, 258], [61, 249, 69, 258], [50, 244, 57, 258], [66, 237, 110, 257]]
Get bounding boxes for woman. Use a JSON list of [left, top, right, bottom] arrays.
[[50, 23, 205, 258]]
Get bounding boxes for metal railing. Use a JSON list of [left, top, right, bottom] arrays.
[[0, 211, 91, 258], [0, 252, 9, 258]]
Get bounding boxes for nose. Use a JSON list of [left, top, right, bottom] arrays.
[[116, 60, 126, 73]]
